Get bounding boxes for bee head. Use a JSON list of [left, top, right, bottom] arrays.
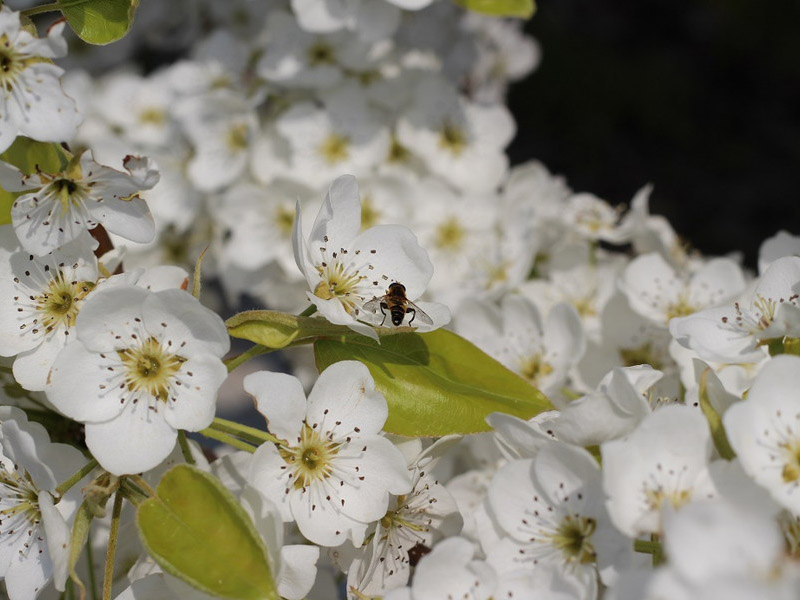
[[388, 282, 406, 294]]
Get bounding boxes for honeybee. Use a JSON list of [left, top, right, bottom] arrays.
[[363, 282, 433, 327]]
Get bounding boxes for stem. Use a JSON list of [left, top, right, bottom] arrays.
[[299, 305, 317, 317], [125, 475, 156, 498], [225, 344, 270, 372], [102, 492, 123, 600], [55, 459, 98, 497], [211, 417, 281, 445], [198, 428, 259, 453], [633, 540, 660, 554], [86, 535, 99, 600], [20, 1, 61, 16], [177, 430, 196, 465]]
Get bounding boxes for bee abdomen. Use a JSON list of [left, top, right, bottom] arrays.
[[390, 306, 405, 326]]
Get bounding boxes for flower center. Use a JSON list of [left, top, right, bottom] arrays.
[[665, 294, 696, 320], [283, 424, 340, 489], [619, 343, 663, 369], [361, 196, 379, 230], [0, 38, 25, 89], [319, 134, 350, 164], [0, 465, 41, 527], [274, 204, 295, 235], [35, 274, 92, 333], [571, 296, 597, 318], [118, 337, 185, 402], [439, 122, 467, 156], [314, 259, 366, 313], [644, 486, 691, 512], [307, 41, 336, 66], [549, 514, 597, 565], [387, 137, 410, 164], [780, 438, 800, 483], [226, 123, 250, 152], [434, 217, 465, 251], [519, 354, 553, 384], [139, 107, 166, 126]]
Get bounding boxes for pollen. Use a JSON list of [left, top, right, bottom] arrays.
[[314, 259, 366, 313], [226, 123, 250, 152], [780, 438, 800, 484], [118, 336, 185, 402], [665, 295, 696, 320], [643, 486, 692, 512], [519, 354, 554, 384], [139, 107, 166, 126]]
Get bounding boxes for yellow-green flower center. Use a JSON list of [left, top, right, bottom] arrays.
[[275, 204, 295, 235], [314, 260, 365, 314], [319, 134, 350, 164], [307, 42, 336, 66], [118, 337, 185, 402], [665, 294, 696, 320], [439, 122, 467, 156], [282, 424, 340, 490], [780, 439, 800, 484], [35, 274, 92, 333], [226, 123, 250, 152], [434, 217, 465, 252], [549, 514, 597, 565], [519, 353, 554, 384]]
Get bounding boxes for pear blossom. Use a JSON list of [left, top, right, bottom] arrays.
[[45, 284, 229, 475], [245, 361, 412, 547], [0, 7, 81, 153], [0, 407, 90, 599], [486, 442, 631, 598], [601, 405, 715, 537], [0, 152, 158, 256], [290, 0, 405, 42], [759, 230, 800, 275], [561, 193, 630, 244], [0, 229, 98, 391], [275, 85, 390, 190], [670, 256, 800, 363], [396, 75, 515, 194], [292, 175, 449, 339], [455, 296, 585, 397], [724, 355, 800, 514], [344, 437, 463, 598], [619, 252, 746, 327]]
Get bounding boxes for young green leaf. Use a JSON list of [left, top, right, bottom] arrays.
[[136, 465, 279, 600], [314, 329, 552, 436], [453, 0, 535, 18], [226, 310, 351, 349], [57, 0, 139, 45]]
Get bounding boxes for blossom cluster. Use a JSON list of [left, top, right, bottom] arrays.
[[0, 1, 798, 600]]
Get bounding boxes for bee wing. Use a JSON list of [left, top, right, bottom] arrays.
[[362, 296, 384, 314], [406, 299, 434, 326]]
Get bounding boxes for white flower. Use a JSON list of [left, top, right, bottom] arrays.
[[275, 85, 390, 190], [345, 437, 463, 597], [601, 405, 714, 537], [0, 228, 98, 391], [0, 152, 158, 256], [486, 442, 630, 598], [45, 284, 229, 475], [759, 230, 800, 275], [175, 90, 258, 192], [724, 354, 800, 515], [0, 407, 89, 599], [396, 75, 515, 194], [619, 252, 745, 327], [292, 175, 448, 339], [290, 0, 404, 42], [670, 256, 800, 363], [245, 361, 412, 547], [0, 8, 81, 152], [561, 193, 630, 244], [454, 295, 585, 397]]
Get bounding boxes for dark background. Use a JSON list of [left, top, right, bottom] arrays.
[[507, 0, 800, 268]]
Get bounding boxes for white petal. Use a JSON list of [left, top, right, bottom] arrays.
[[74, 284, 150, 352], [277, 545, 320, 600], [249, 443, 294, 522], [162, 354, 226, 432], [307, 360, 387, 437], [309, 174, 362, 246], [39, 491, 69, 591], [45, 341, 127, 423], [85, 196, 156, 244], [85, 401, 177, 475], [12, 332, 67, 391], [244, 371, 307, 441]]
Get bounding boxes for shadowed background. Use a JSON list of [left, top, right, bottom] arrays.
[[508, 0, 800, 268]]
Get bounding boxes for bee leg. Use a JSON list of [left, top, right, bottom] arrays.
[[407, 307, 416, 326], [380, 302, 388, 326]]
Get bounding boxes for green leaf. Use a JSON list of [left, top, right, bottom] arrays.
[[0, 137, 70, 225], [314, 329, 552, 436], [57, 0, 139, 45], [453, 0, 535, 18], [136, 465, 278, 600], [226, 310, 352, 350]]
